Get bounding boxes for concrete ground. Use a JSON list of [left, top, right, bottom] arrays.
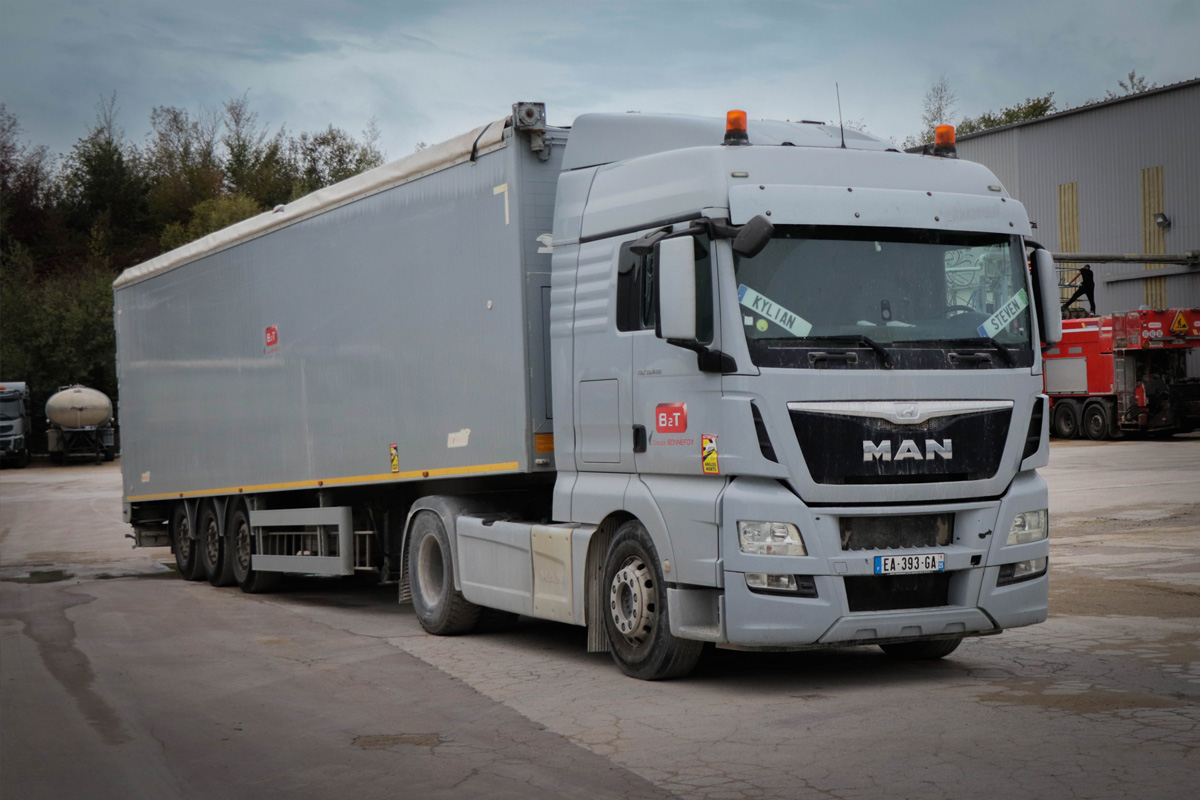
[[1, 438, 1197, 799]]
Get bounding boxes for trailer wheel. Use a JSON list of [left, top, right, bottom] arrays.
[[1083, 403, 1110, 441], [198, 501, 236, 587], [1052, 401, 1080, 439], [602, 520, 703, 680], [880, 636, 963, 660], [171, 503, 203, 581], [228, 502, 280, 594], [408, 511, 480, 635]]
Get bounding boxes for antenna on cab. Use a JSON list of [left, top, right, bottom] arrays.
[[836, 83, 846, 149]]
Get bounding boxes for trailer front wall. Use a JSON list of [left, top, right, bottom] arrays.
[[116, 139, 548, 501]]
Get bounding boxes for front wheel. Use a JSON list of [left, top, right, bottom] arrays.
[[880, 636, 963, 660], [408, 511, 480, 635], [602, 520, 703, 680]]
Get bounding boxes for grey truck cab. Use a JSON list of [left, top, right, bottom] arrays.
[[0, 382, 32, 468], [546, 111, 1061, 676]]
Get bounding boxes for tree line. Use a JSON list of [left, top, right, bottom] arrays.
[[0, 93, 384, 451]]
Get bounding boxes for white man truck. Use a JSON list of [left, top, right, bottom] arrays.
[[116, 104, 1063, 679]]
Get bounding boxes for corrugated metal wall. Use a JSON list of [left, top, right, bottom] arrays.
[[957, 80, 1200, 319]]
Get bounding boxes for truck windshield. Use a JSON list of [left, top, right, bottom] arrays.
[[0, 399, 22, 421], [733, 226, 1033, 369]]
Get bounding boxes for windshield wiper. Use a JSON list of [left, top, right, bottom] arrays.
[[940, 337, 1016, 367], [772, 333, 897, 367]]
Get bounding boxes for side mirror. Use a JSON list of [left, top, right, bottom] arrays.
[[732, 214, 774, 258], [656, 236, 697, 341], [1033, 249, 1062, 345]]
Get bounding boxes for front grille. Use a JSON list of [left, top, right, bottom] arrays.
[[790, 406, 1012, 484], [839, 513, 953, 551], [844, 573, 951, 612]]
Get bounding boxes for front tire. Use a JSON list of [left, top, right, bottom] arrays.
[[602, 520, 703, 680], [880, 636, 963, 660], [408, 511, 480, 635]]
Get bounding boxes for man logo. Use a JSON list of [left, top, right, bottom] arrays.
[[863, 439, 953, 462]]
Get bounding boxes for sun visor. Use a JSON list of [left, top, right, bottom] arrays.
[[728, 185, 1032, 237]]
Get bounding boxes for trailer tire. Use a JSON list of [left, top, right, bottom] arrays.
[[227, 501, 280, 594], [171, 503, 204, 581], [602, 520, 703, 680], [1083, 402, 1110, 441], [408, 511, 480, 635], [1052, 401, 1080, 439], [880, 636, 963, 660], [198, 501, 236, 587]]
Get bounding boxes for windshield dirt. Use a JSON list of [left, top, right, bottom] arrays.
[[734, 226, 1033, 369]]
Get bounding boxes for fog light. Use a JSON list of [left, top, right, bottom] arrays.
[[745, 573, 819, 597], [1007, 509, 1048, 545], [997, 557, 1047, 586], [738, 521, 806, 556]]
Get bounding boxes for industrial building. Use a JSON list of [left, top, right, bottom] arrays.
[[953, 77, 1199, 316]]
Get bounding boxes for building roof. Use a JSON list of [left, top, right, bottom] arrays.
[[955, 77, 1200, 142]]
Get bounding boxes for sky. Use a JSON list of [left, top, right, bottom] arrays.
[[2, 0, 1198, 163]]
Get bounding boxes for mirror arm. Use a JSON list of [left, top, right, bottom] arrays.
[[666, 339, 738, 374]]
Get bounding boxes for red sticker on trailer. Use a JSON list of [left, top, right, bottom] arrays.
[[656, 403, 688, 433], [265, 325, 279, 353]]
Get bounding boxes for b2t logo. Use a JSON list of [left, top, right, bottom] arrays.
[[656, 403, 687, 433]]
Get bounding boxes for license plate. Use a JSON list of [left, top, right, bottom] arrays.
[[874, 553, 945, 575]]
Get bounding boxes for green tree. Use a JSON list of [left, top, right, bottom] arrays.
[[1107, 70, 1157, 99], [144, 104, 224, 231], [289, 120, 384, 197], [160, 193, 262, 250], [221, 94, 295, 209], [957, 93, 1057, 135], [59, 94, 152, 270]]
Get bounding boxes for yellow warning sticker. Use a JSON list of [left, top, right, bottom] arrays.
[[1170, 310, 1189, 335], [389, 443, 399, 473], [702, 434, 720, 475]]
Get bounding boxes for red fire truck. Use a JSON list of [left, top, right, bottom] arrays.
[[1043, 308, 1200, 439]]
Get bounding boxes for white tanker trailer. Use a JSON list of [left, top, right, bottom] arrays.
[[46, 385, 115, 464]]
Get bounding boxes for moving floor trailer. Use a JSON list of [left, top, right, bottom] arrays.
[[116, 106, 1063, 679]]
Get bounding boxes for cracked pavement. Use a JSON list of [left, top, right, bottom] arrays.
[[2, 436, 1197, 799]]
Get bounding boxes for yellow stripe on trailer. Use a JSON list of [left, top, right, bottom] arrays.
[[125, 461, 521, 503]]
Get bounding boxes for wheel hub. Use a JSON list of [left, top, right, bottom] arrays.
[[609, 557, 655, 644]]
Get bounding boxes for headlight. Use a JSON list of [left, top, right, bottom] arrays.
[[1007, 509, 1048, 545], [738, 521, 806, 556], [745, 573, 819, 597]]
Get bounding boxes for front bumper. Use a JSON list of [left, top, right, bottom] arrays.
[[709, 472, 1049, 648]]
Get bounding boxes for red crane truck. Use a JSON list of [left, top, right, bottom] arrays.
[[1043, 308, 1200, 439]]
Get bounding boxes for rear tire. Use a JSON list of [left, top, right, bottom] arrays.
[[880, 636, 963, 660], [171, 503, 204, 581], [228, 501, 280, 594], [1083, 402, 1109, 441], [601, 520, 703, 680], [198, 501, 236, 586], [408, 511, 480, 635], [1052, 401, 1079, 439]]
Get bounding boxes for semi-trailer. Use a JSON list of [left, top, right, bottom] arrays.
[[116, 106, 1063, 679]]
